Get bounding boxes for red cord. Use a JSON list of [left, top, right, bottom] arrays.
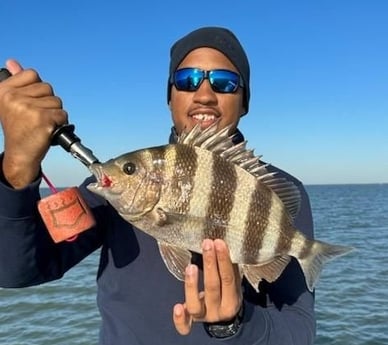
[[42, 172, 58, 194]]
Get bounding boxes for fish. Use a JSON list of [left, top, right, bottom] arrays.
[[87, 122, 354, 292]]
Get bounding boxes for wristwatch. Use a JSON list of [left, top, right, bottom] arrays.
[[204, 303, 244, 338]]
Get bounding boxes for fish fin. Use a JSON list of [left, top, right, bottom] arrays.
[[242, 255, 291, 292], [241, 265, 262, 292], [177, 121, 301, 218], [178, 120, 232, 150], [153, 207, 202, 228], [296, 240, 355, 292], [158, 241, 192, 281], [154, 207, 169, 226], [257, 173, 302, 219], [178, 121, 243, 157]]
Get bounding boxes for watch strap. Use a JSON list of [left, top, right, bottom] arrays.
[[204, 303, 244, 338]]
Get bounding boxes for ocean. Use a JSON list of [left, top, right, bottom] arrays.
[[0, 184, 387, 344]]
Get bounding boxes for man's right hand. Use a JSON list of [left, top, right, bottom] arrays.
[[0, 59, 68, 188]]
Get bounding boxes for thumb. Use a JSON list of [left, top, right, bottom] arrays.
[[5, 59, 24, 75]]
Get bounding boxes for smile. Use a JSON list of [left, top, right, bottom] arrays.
[[192, 114, 217, 122]]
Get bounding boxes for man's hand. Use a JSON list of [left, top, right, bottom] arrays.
[[0, 59, 68, 188], [173, 239, 242, 335]]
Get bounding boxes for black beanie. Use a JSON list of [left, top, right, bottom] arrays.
[[167, 26, 250, 115]]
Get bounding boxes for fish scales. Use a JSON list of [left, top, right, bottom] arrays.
[[223, 162, 259, 263], [273, 210, 295, 258], [147, 144, 302, 264], [173, 145, 276, 263], [204, 150, 237, 240], [242, 183, 277, 263], [171, 144, 215, 250], [163, 144, 241, 255], [160, 144, 196, 216], [87, 122, 354, 292], [261, 193, 294, 262], [147, 144, 207, 248], [217, 159, 273, 264], [242, 180, 297, 264]]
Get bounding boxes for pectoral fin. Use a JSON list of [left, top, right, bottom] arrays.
[[153, 207, 199, 226], [242, 255, 291, 292], [158, 241, 192, 281]]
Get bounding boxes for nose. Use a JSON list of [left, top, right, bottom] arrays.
[[192, 79, 217, 105]]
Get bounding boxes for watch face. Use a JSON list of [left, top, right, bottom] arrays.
[[204, 305, 243, 338], [206, 322, 240, 338]]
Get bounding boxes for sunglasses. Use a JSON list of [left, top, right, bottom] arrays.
[[171, 68, 244, 94]]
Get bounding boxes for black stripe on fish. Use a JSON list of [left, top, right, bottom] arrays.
[[241, 180, 272, 263], [205, 153, 238, 240], [273, 207, 295, 256]]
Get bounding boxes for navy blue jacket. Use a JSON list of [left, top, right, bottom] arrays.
[[0, 133, 316, 344]]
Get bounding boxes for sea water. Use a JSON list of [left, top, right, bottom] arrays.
[[0, 184, 387, 344]]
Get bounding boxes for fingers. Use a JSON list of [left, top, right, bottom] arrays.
[[214, 239, 242, 317], [0, 63, 64, 120], [5, 92, 63, 110], [202, 240, 222, 320], [174, 239, 243, 335], [0, 59, 68, 188], [1, 63, 61, 109], [173, 265, 204, 336], [173, 304, 192, 335], [15, 82, 57, 99], [203, 239, 241, 321], [184, 264, 206, 319], [0, 68, 42, 89], [6, 59, 23, 75]]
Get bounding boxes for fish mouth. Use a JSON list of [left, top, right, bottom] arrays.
[[88, 164, 104, 184], [87, 163, 142, 216], [89, 163, 102, 179], [87, 164, 117, 193]]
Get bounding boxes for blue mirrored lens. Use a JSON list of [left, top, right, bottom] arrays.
[[209, 70, 239, 93], [174, 68, 203, 91], [173, 68, 242, 93]]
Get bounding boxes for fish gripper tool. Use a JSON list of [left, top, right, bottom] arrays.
[[0, 68, 100, 167], [0, 67, 98, 243]]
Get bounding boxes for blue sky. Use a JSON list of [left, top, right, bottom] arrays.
[[0, 0, 387, 186]]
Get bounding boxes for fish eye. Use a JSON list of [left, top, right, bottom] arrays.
[[123, 162, 136, 175]]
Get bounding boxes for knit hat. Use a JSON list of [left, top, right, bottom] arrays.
[[167, 26, 250, 115]]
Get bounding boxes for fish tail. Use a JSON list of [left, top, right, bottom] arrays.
[[297, 239, 354, 292]]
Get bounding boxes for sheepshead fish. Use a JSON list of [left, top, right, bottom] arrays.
[[87, 123, 353, 292]]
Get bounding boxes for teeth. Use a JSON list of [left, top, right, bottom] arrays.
[[89, 164, 104, 186], [192, 114, 216, 122]]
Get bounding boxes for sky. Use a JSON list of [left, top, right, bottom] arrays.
[[0, 0, 387, 186]]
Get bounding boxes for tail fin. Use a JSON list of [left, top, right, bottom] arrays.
[[297, 240, 354, 292]]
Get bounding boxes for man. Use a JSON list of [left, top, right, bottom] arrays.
[[0, 27, 316, 344]]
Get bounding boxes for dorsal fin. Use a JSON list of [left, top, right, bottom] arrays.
[[177, 122, 301, 219]]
